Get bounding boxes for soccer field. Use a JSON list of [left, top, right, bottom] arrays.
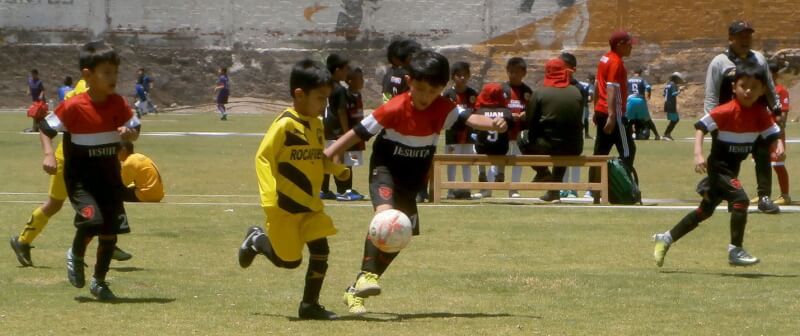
[[1, 111, 799, 335]]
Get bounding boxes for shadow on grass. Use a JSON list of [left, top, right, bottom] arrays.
[[253, 311, 540, 322], [660, 270, 799, 279], [110, 266, 145, 272], [75, 296, 176, 304]]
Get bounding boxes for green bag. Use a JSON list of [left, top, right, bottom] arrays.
[[607, 158, 642, 204]]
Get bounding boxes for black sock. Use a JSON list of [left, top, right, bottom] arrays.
[[72, 229, 91, 258], [647, 120, 660, 137], [94, 236, 117, 281], [730, 207, 748, 247], [321, 174, 331, 193], [669, 209, 705, 242], [360, 237, 399, 276], [302, 239, 329, 304], [664, 121, 678, 136], [335, 168, 352, 194]]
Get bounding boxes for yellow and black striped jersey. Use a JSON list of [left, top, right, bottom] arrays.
[[256, 108, 347, 213]]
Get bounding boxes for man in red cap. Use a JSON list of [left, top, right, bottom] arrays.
[[589, 31, 637, 203], [521, 57, 585, 202], [703, 20, 782, 214]]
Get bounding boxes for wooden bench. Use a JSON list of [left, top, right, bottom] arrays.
[[430, 154, 612, 204]]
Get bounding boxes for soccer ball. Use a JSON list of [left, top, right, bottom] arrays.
[[368, 209, 413, 253]]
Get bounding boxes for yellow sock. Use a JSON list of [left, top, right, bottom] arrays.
[[18, 207, 50, 245]]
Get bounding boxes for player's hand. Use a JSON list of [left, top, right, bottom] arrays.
[[42, 154, 57, 175], [492, 117, 508, 133], [694, 155, 707, 174], [118, 126, 135, 140], [603, 117, 616, 134]]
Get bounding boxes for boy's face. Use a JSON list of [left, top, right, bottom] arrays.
[[294, 86, 332, 117], [347, 74, 364, 92], [617, 42, 633, 57], [452, 70, 470, 87], [733, 76, 765, 107], [31, 73, 39, 80], [407, 77, 445, 111], [83, 62, 119, 95], [507, 66, 526, 85], [729, 31, 753, 55], [334, 64, 351, 81]]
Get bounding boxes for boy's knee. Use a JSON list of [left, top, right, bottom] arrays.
[[307, 239, 330, 256], [280, 259, 302, 269]]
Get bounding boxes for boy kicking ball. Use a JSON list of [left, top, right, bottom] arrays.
[[652, 60, 782, 267]]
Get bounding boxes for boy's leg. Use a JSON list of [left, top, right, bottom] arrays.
[[752, 137, 778, 213], [652, 192, 720, 267], [646, 119, 661, 139], [297, 238, 337, 320], [509, 141, 522, 197], [459, 144, 473, 182], [664, 120, 678, 138], [589, 114, 615, 200]]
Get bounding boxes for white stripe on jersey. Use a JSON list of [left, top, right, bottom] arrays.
[[442, 107, 461, 130], [761, 124, 780, 139], [382, 129, 439, 147], [71, 131, 121, 146], [125, 116, 141, 129], [699, 115, 718, 132], [717, 131, 760, 143], [360, 115, 383, 135], [45, 113, 67, 132]]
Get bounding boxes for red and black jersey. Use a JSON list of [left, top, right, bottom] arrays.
[[474, 107, 514, 155], [695, 100, 780, 177], [345, 90, 366, 151], [42, 93, 140, 196], [382, 66, 410, 98], [442, 86, 478, 145], [776, 84, 790, 120], [354, 92, 469, 192], [505, 82, 532, 140], [594, 50, 628, 116]]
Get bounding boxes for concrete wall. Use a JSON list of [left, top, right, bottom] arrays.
[[1, 0, 799, 110]]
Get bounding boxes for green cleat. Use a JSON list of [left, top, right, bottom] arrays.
[[652, 233, 671, 267], [353, 272, 381, 298], [729, 247, 759, 267], [343, 286, 367, 315]]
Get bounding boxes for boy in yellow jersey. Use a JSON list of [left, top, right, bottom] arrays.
[[118, 141, 165, 202], [237, 59, 349, 320], [9, 78, 133, 266]]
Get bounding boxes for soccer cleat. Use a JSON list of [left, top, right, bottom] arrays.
[[652, 233, 671, 267], [774, 194, 792, 205], [319, 190, 338, 200], [568, 190, 579, 198], [757, 196, 780, 214], [663, 135, 674, 141], [343, 286, 367, 315], [111, 247, 133, 261], [337, 189, 365, 201], [89, 278, 117, 301], [728, 247, 759, 267], [353, 272, 381, 298], [509, 191, 521, 198], [470, 192, 483, 200], [238, 226, 263, 268], [66, 248, 86, 288], [654, 135, 661, 141], [220, 113, 228, 121], [539, 191, 561, 203], [415, 190, 429, 203], [10, 236, 33, 267], [298, 302, 339, 320], [446, 190, 456, 200]]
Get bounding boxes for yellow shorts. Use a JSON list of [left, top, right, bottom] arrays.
[[48, 156, 67, 201], [264, 207, 337, 262]]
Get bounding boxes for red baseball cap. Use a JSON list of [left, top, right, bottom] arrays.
[[609, 31, 637, 48]]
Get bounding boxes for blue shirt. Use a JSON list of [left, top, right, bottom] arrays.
[[627, 77, 651, 99], [28, 78, 44, 102], [57, 85, 73, 103], [217, 75, 229, 96], [140, 75, 153, 93], [135, 83, 148, 101], [663, 81, 680, 112]]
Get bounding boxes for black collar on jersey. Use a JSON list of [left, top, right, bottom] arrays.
[[724, 46, 755, 65]]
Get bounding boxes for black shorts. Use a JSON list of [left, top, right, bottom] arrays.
[[369, 166, 421, 236], [69, 183, 130, 235], [695, 173, 749, 205]]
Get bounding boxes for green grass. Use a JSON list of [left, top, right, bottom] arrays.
[[1, 111, 799, 335]]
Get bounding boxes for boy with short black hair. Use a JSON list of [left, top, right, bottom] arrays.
[[662, 72, 683, 140], [442, 61, 479, 199], [324, 50, 507, 315], [501, 57, 532, 198], [381, 38, 422, 103], [238, 59, 349, 320], [39, 41, 141, 300], [652, 60, 782, 268]]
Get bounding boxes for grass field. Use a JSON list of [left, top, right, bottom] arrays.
[[1, 110, 800, 335]]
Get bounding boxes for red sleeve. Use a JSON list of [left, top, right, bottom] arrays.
[[370, 102, 393, 128], [605, 59, 623, 86], [53, 98, 72, 128], [779, 88, 790, 113], [114, 95, 134, 126]]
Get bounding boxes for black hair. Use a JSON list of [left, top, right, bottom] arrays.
[[734, 59, 767, 84], [347, 67, 363, 80], [290, 59, 333, 98], [634, 68, 644, 75], [219, 67, 228, 75], [79, 41, 120, 70], [407, 50, 450, 88], [587, 74, 595, 80], [63, 76, 73, 86], [506, 57, 527, 71], [119, 140, 134, 153], [326, 53, 350, 74], [450, 61, 470, 78], [138, 68, 145, 72], [30, 69, 39, 75], [387, 38, 422, 64], [559, 52, 577, 69]]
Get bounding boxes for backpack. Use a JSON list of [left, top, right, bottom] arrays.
[[607, 158, 642, 204], [27, 100, 48, 120]]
